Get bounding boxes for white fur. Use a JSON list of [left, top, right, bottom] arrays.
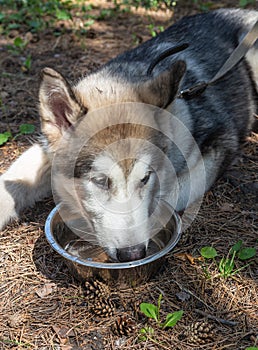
[[81, 154, 154, 254], [75, 72, 140, 110], [0, 144, 51, 230], [246, 47, 258, 89]]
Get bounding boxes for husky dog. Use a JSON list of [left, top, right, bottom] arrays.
[[0, 9, 257, 262]]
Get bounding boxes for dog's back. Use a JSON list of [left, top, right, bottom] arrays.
[[77, 9, 257, 153]]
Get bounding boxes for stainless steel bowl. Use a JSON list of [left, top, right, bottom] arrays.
[[45, 205, 182, 287]]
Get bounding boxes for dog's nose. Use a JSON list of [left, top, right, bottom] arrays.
[[116, 244, 146, 262]]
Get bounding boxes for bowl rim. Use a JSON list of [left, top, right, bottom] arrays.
[[45, 204, 182, 270]]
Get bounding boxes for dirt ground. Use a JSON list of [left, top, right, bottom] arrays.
[[0, 1, 257, 349]]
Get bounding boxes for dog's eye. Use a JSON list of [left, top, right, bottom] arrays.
[[140, 171, 152, 186], [91, 176, 111, 190]]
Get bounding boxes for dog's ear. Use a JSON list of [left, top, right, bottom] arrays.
[[138, 61, 186, 108], [39, 67, 83, 142]]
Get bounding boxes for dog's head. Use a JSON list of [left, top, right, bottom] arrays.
[[39, 64, 186, 261]]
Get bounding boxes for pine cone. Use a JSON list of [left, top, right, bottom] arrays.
[[128, 299, 144, 320], [91, 297, 115, 317], [85, 278, 110, 300], [185, 321, 215, 344], [111, 315, 136, 336]]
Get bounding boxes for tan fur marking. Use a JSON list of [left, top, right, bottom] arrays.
[[83, 124, 155, 177], [74, 72, 140, 110], [118, 158, 136, 179]]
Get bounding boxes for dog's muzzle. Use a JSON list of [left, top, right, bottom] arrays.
[[116, 244, 146, 262]]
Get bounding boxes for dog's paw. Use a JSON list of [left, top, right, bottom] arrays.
[[0, 177, 18, 231]]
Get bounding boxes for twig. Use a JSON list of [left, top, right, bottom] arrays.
[[195, 309, 238, 326], [173, 280, 214, 311]]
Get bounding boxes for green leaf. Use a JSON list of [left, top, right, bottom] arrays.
[[138, 325, 154, 341], [230, 240, 242, 254], [140, 303, 158, 321], [200, 246, 218, 259], [27, 20, 43, 31], [237, 247, 256, 261], [245, 347, 258, 350], [138, 334, 147, 342], [7, 23, 21, 30], [0, 133, 9, 146], [55, 9, 71, 21], [157, 293, 162, 321], [19, 124, 35, 135], [219, 257, 235, 277], [162, 310, 183, 328], [140, 326, 154, 335], [24, 55, 32, 70], [84, 19, 95, 28], [239, 0, 247, 7], [13, 37, 25, 48], [239, 0, 256, 7], [139, 328, 147, 334], [0, 131, 12, 145]]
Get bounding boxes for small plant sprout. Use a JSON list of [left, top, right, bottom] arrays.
[[239, 0, 256, 7], [139, 294, 183, 341], [138, 325, 155, 342], [22, 55, 32, 72], [13, 37, 27, 50], [0, 131, 12, 146], [200, 240, 256, 279], [0, 124, 35, 146], [147, 24, 164, 37], [14, 123, 35, 139]]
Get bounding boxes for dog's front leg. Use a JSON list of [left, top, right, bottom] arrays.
[[0, 144, 51, 230]]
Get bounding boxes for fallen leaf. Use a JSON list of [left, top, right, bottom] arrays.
[[61, 346, 73, 350], [185, 253, 196, 264], [35, 283, 56, 298], [220, 202, 234, 212], [176, 291, 191, 302], [53, 326, 67, 345], [7, 313, 28, 327], [53, 325, 76, 339], [174, 253, 204, 265], [174, 253, 188, 261]]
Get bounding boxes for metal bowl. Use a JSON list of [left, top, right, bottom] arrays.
[[45, 205, 182, 287]]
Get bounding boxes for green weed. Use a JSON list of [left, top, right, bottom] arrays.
[[200, 240, 256, 279], [0, 339, 31, 348], [139, 294, 183, 342], [0, 131, 12, 146], [147, 24, 164, 38], [6, 36, 32, 71], [23, 54, 32, 71], [192, 0, 214, 11], [97, 8, 118, 20], [239, 0, 256, 7], [0, 124, 35, 146], [114, 0, 176, 10], [0, 0, 74, 34], [7, 37, 28, 55]]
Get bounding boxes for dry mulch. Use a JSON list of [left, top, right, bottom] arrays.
[[0, 1, 257, 349]]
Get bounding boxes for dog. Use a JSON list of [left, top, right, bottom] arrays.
[[0, 8, 257, 262]]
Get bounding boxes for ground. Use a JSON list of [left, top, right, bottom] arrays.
[[0, 1, 257, 349]]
